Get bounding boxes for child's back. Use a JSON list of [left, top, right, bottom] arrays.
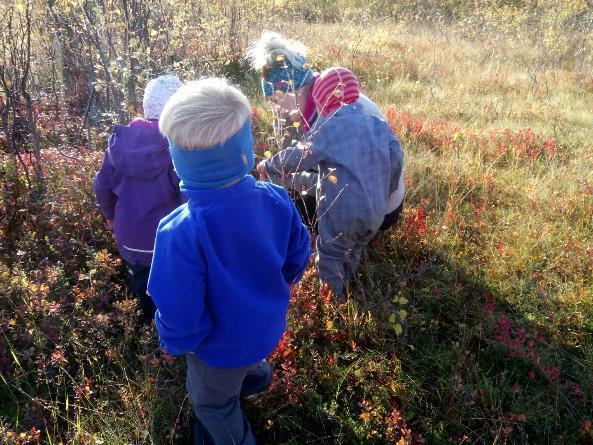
[[147, 78, 311, 444], [313, 104, 400, 237], [150, 176, 310, 366], [94, 74, 184, 319], [260, 67, 404, 295], [95, 119, 183, 265]]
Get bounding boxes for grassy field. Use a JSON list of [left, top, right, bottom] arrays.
[[1, 7, 593, 445]]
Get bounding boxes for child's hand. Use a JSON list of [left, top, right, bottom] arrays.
[[288, 283, 299, 295], [288, 110, 300, 122], [320, 282, 333, 304], [257, 160, 269, 180], [107, 219, 114, 230]]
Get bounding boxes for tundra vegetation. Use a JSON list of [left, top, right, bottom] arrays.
[[1, 0, 592, 443]]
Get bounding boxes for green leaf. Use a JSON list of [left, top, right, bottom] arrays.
[[389, 313, 396, 323], [394, 323, 403, 336]]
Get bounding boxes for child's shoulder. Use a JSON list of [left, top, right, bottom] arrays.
[[157, 203, 194, 233], [319, 105, 385, 138], [253, 179, 293, 204]]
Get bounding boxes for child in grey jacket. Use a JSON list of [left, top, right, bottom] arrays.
[[258, 67, 404, 295]]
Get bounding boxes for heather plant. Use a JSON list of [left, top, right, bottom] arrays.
[[1, 0, 593, 443]]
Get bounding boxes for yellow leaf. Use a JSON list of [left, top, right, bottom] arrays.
[[328, 175, 337, 184], [292, 121, 301, 128], [264, 151, 272, 158], [399, 309, 408, 320], [326, 320, 334, 330], [398, 296, 408, 305]]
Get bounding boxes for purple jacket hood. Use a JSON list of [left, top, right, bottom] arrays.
[[94, 119, 184, 266], [107, 122, 171, 178]]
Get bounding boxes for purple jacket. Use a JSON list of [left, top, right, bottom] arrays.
[[94, 119, 184, 265]]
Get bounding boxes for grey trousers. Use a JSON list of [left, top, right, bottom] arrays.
[[186, 353, 272, 445]]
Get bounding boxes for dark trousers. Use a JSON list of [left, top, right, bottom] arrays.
[[293, 194, 403, 235], [126, 262, 156, 322], [186, 354, 272, 445], [379, 202, 404, 232], [291, 192, 318, 233]]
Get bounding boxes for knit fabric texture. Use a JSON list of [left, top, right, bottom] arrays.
[[143, 74, 183, 120], [168, 118, 254, 189], [261, 50, 314, 97], [311, 67, 360, 117]]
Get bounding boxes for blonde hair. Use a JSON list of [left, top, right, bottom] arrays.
[[246, 31, 308, 70], [159, 77, 251, 149]]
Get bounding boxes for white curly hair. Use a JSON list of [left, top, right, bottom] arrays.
[[246, 31, 308, 70]]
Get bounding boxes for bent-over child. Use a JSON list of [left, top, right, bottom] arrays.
[[258, 67, 404, 296]]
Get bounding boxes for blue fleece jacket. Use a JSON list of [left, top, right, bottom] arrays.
[[147, 175, 311, 367]]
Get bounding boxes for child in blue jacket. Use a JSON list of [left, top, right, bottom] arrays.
[[147, 78, 311, 444]]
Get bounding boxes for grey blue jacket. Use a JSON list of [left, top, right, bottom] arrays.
[[265, 102, 404, 235], [264, 103, 404, 292], [272, 94, 405, 213]]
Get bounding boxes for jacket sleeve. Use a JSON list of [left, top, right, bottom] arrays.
[[388, 133, 404, 196], [147, 217, 213, 356], [264, 136, 326, 177], [93, 152, 117, 219], [282, 199, 312, 284]]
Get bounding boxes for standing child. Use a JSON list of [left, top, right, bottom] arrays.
[[94, 74, 184, 321], [258, 67, 404, 296], [147, 78, 311, 444]]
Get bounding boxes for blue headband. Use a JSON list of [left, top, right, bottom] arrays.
[[261, 51, 314, 97], [168, 118, 254, 190]]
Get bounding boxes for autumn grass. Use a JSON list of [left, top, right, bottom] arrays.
[[245, 19, 593, 444], [2, 13, 593, 445]]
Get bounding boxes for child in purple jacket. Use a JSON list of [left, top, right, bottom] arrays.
[[94, 74, 184, 321]]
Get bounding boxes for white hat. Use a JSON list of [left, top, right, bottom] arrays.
[[143, 74, 183, 120]]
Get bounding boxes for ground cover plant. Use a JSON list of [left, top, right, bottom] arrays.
[[1, 0, 593, 443]]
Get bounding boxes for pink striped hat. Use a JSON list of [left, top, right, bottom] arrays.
[[311, 67, 360, 117]]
